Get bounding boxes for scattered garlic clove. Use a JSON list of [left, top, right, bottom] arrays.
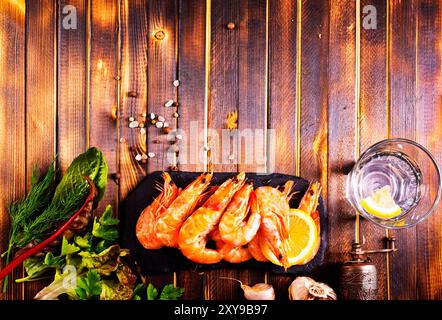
[[220, 277, 275, 300]]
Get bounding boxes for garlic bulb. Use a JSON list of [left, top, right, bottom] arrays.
[[289, 277, 337, 300], [221, 277, 275, 300]]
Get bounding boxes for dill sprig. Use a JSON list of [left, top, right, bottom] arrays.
[[9, 164, 56, 235], [2, 163, 56, 292], [17, 181, 89, 247]]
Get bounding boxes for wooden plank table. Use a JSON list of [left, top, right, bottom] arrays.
[[0, 0, 441, 300]]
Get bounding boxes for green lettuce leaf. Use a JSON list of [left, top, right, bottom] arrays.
[[100, 280, 133, 300], [66, 256, 83, 273], [98, 205, 119, 226], [52, 147, 108, 207], [15, 252, 65, 283], [94, 239, 112, 253], [116, 263, 137, 288], [34, 268, 78, 300], [15, 257, 50, 283], [79, 244, 128, 276]]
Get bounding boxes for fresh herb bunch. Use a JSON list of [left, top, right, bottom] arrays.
[[14, 147, 108, 248], [1, 147, 183, 300], [2, 147, 108, 292]]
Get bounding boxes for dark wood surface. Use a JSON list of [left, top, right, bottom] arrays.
[[0, 0, 26, 300], [414, 0, 442, 300], [359, 0, 388, 300], [267, 0, 298, 297], [24, 0, 57, 299], [1, 0, 442, 300], [389, 0, 418, 300], [325, 0, 358, 293]]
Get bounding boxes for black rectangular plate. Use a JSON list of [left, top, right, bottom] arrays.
[[120, 172, 327, 275]]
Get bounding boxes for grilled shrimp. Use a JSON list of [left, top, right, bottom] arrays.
[[299, 182, 321, 225], [196, 185, 218, 208], [253, 186, 292, 269], [178, 172, 246, 264], [210, 229, 252, 263], [247, 233, 268, 262], [136, 172, 180, 249], [220, 245, 252, 263], [156, 173, 213, 247], [219, 184, 260, 246]]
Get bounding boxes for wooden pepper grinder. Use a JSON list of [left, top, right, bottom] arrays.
[[339, 237, 397, 300]]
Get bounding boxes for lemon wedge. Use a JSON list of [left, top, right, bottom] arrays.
[[360, 185, 402, 219], [260, 209, 318, 268]]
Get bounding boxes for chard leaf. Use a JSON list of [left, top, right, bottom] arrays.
[[52, 147, 108, 207]]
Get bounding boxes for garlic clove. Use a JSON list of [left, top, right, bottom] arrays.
[[220, 277, 275, 301], [243, 283, 275, 300]]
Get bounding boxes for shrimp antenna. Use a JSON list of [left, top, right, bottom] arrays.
[[281, 180, 295, 201], [219, 277, 243, 286], [154, 180, 164, 193], [195, 186, 216, 205]]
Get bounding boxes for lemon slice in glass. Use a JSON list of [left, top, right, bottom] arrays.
[[360, 185, 402, 219]]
